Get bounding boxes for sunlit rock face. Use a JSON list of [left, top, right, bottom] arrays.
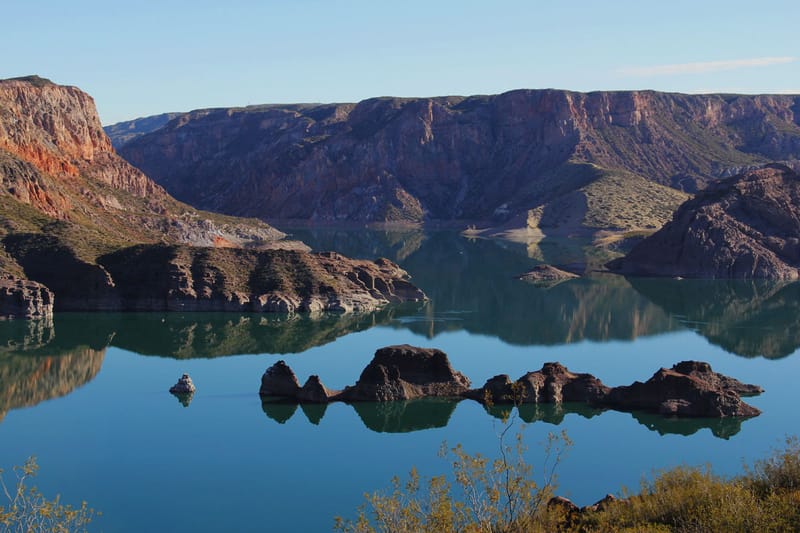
[[610, 165, 800, 279], [119, 90, 800, 226]]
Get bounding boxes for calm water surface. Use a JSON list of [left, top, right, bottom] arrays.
[[1, 230, 799, 532]]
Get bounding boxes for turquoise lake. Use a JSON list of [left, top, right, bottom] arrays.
[[1, 229, 800, 532]]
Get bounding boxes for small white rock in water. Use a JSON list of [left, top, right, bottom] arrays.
[[169, 373, 196, 394]]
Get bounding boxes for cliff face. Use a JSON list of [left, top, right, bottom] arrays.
[[0, 75, 284, 247], [104, 112, 183, 150], [118, 90, 800, 226], [608, 165, 800, 279]]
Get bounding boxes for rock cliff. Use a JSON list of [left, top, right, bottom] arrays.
[[117, 90, 800, 233], [608, 165, 800, 279], [0, 76, 428, 315], [0, 75, 283, 246]]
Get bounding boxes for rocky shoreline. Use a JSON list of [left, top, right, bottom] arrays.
[[260, 345, 763, 419]]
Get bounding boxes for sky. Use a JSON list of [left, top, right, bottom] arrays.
[[2, 0, 798, 125]]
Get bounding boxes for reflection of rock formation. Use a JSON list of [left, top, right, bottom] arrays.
[[295, 229, 681, 346], [0, 317, 55, 353], [262, 398, 459, 433], [261, 400, 298, 424], [628, 278, 800, 358], [278, 227, 426, 264], [629, 411, 745, 440], [351, 399, 459, 433], [109, 306, 420, 358], [261, 399, 749, 439], [0, 347, 106, 419], [0, 305, 423, 361]]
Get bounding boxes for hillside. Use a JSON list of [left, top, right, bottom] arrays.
[[0, 77, 426, 316], [116, 90, 800, 235], [104, 112, 184, 149], [608, 165, 800, 279]]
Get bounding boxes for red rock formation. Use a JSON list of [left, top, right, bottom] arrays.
[[118, 90, 800, 224], [609, 165, 800, 279], [0, 75, 284, 245]]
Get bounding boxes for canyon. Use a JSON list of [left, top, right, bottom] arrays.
[[113, 90, 800, 239]]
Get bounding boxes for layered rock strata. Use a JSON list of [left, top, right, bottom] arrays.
[[119, 90, 800, 229], [259, 345, 762, 418], [0, 275, 53, 319], [609, 165, 800, 279]]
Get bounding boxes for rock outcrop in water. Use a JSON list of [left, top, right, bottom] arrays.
[[517, 265, 580, 287], [339, 345, 472, 401], [609, 165, 800, 279], [169, 373, 196, 394], [604, 361, 762, 417], [0, 275, 53, 319], [259, 345, 762, 418]]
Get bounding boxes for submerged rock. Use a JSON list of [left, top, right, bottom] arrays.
[[517, 265, 580, 287]]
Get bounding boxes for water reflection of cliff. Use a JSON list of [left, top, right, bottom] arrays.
[[628, 279, 800, 359], [0, 319, 107, 421], [108, 307, 419, 358], [288, 228, 680, 345], [261, 399, 749, 439]]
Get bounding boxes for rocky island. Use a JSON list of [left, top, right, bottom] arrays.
[[260, 345, 762, 419]]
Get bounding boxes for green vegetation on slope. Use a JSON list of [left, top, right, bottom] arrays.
[[526, 163, 689, 239]]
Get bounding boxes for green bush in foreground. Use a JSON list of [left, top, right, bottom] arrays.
[[337, 433, 800, 533], [0, 457, 95, 532]]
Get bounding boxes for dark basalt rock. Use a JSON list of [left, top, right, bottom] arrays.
[[169, 373, 196, 394], [297, 375, 335, 403], [517, 362, 610, 404], [259, 360, 300, 397], [467, 362, 610, 404], [339, 344, 471, 401], [517, 265, 579, 288], [604, 361, 762, 417], [259, 347, 761, 420]]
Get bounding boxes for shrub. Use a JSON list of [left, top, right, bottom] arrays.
[[0, 457, 95, 532]]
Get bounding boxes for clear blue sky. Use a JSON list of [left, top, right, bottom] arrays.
[[3, 0, 798, 125]]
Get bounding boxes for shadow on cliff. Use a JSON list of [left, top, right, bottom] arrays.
[[260, 398, 750, 439], [628, 278, 800, 359]]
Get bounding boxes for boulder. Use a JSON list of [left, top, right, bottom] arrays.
[[169, 373, 196, 394], [467, 363, 610, 404], [339, 345, 471, 401], [297, 375, 335, 403], [259, 360, 300, 397], [670, 360, 763, 396], [517, 362, 610, 404], [605, 361, 761, 417]]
